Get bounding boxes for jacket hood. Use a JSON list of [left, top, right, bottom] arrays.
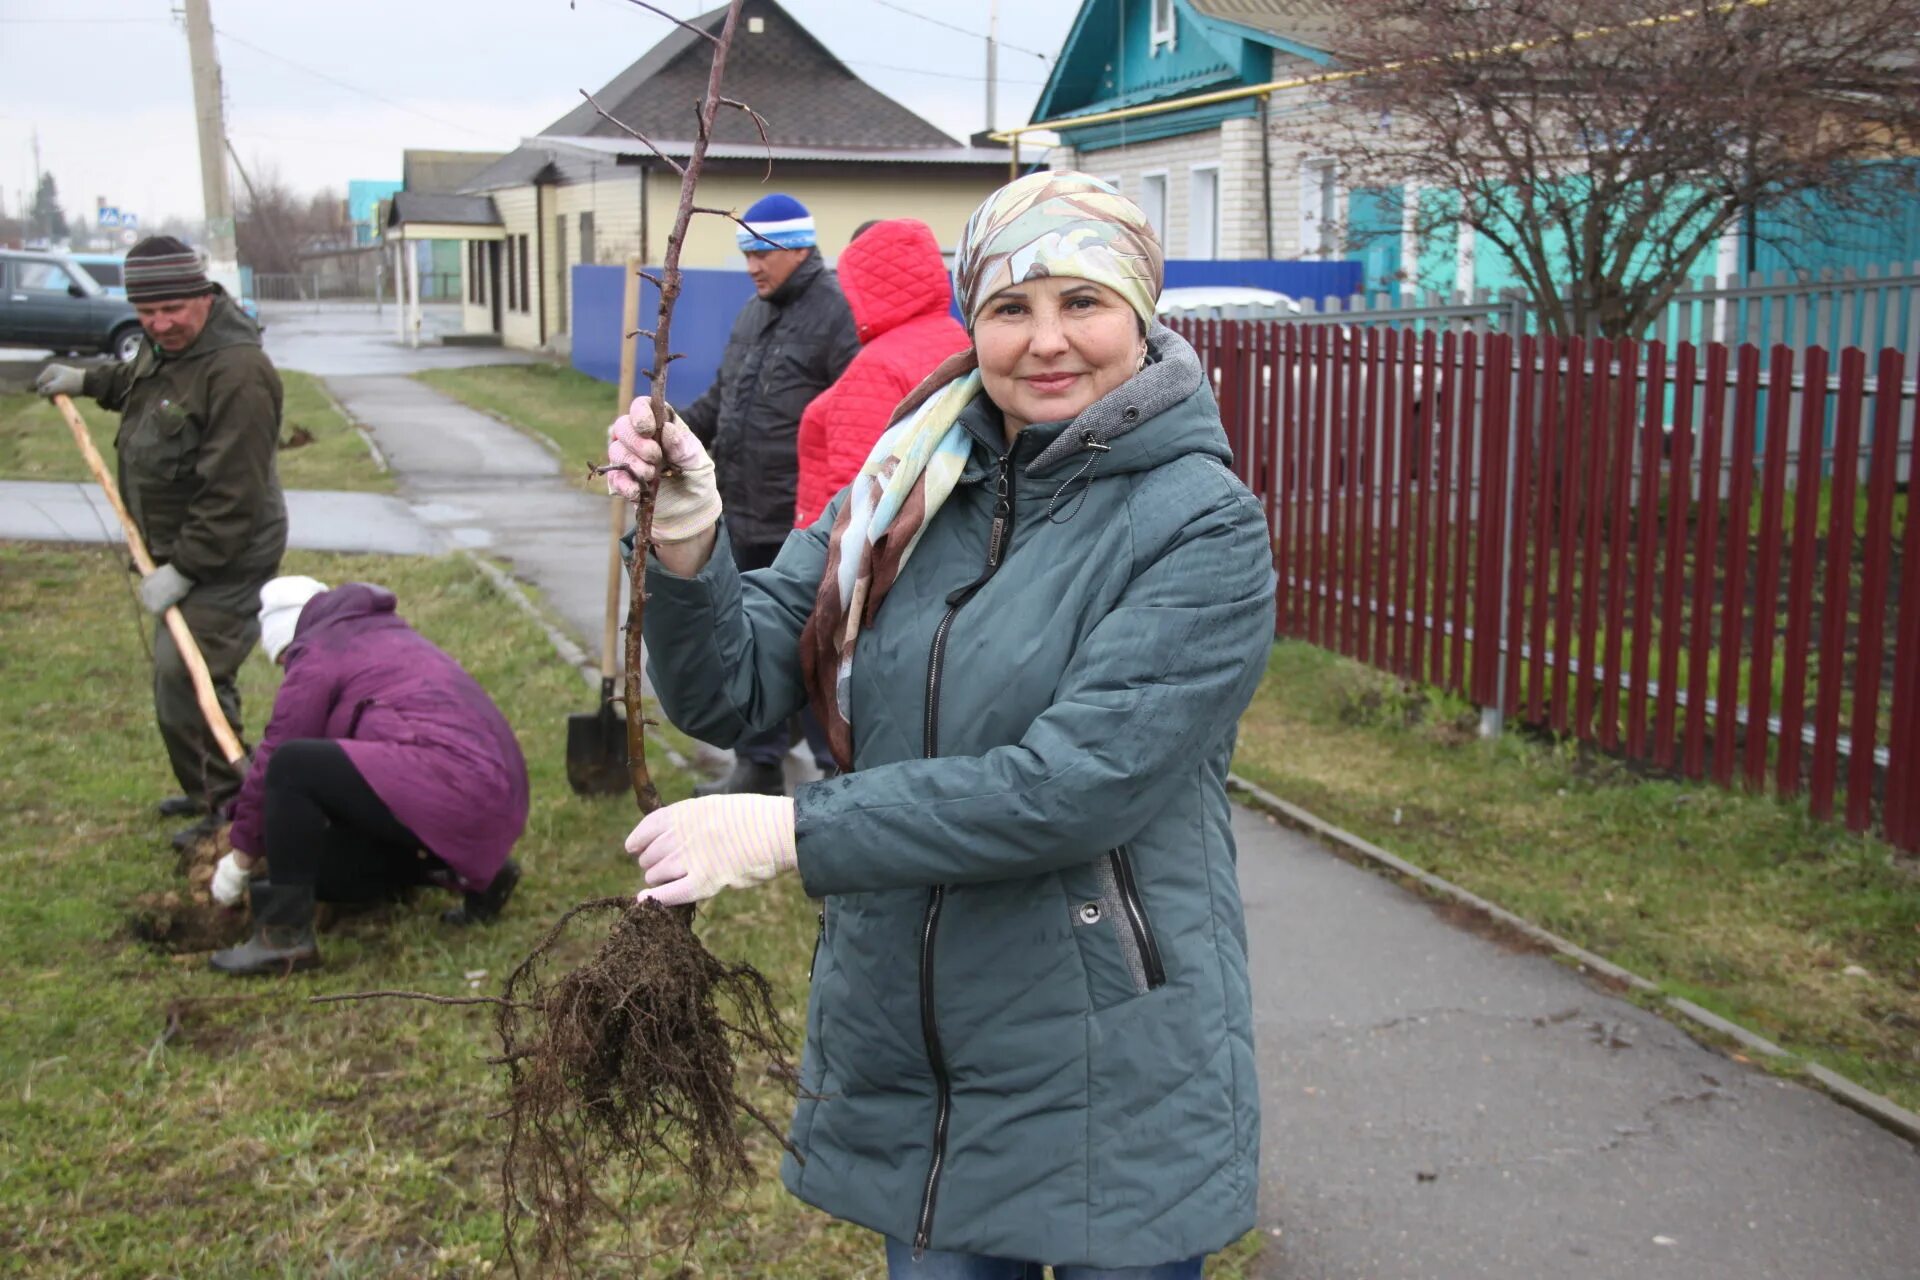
[[289, 582, 398, 653], [167, 289, 263, 362], [838, 219, 954, 344]]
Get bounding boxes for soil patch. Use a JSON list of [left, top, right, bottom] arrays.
[[127, 891, 248, 953]]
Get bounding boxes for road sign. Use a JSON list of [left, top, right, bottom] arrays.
[[120, 228, 138, 247], [97, 207, 121, 228]]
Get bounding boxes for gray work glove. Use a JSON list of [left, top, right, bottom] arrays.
[[138, 563, 194, 615], [34, 363, 85, 399]]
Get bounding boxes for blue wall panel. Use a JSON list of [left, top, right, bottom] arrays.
[[571, 264, 758, 406]]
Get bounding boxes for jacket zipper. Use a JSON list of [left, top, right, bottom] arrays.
[[913, 450, 1015, 1258], [1109, 846, 1167, 990]]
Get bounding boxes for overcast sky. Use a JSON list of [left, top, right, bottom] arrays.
[[0, 0, 1078, 228]]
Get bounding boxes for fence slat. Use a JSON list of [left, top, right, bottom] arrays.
[[1600, 339, 1638, 749], [1655, 344, 1698, 767], [1393, 328, 1418, 676], [1529, 339, 1558, 723], [1777, 346, 1829, 795], [1576, 339, 1612, 741], [1431, 331, 1458, 685], [1684, 343, 1730, 780], [1358, 328, 1380, 664], [1340, 326, 1362, 657], [1506, 336, 1536, 713], [1412, 330, 1439, 684], [1451, 332, 1480, 695], [1628, 341, 1667, 759], [1553, 338, 1584, 734], [1306, 326, 1327, 648], [1714, 345, 1762, 785], [1885, 384, 1920, 845], [1810, 348, 1867, 820], [1264, 324, 1285, 633], [1743, 345, 1795, 789], [1846, 349, 1904, 830]]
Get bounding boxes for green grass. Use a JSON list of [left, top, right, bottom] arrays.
[[416, 364, 618, 493], [1231, 639, 1920, 1111], [0, 370, 391, 492], [0, 541, 1260, 1278]]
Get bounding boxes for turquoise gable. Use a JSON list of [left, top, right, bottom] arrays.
[[1032, 0, 1278, 149]]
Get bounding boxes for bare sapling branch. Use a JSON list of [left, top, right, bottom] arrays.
[[577, 89, 686, 176]]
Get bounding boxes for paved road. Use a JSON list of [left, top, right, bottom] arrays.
[[0, 480, 444, 555], [1237, 803, 1920, 1277], [260, 301, 532, 377]]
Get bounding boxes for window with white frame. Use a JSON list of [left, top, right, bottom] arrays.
[[1299, 159, 1340, 258], [1151, 0, 1176, 52], [1188, 165, 1219, 258], [1139, 171, 1169, 242]]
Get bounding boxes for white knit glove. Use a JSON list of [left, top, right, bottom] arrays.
[[210, 852, 250, 907], [139, 563, 194, 615], [605, 399, 722, 544], [627, 794, 797, 907]]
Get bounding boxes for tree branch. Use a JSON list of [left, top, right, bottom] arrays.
[[577, 89, 686, 177]]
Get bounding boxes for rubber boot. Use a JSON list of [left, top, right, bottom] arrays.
[[693, 758, 786, 797], [209, 879, 321, 976], [442, 859, 521, 927], [155, 794, 205, 818]]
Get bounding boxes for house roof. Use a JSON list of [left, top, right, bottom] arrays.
[[540, 0, 957, 150], [540, 135, 1022, 168], [458, 146, 563, 194], [385, 191, 501, 227], [402, 150, 507, 195], [1184, 0, 1350, 56]]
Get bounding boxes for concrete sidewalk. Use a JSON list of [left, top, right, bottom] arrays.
[[337, 373, 1920, 1278], [0, 480, 445, 555]]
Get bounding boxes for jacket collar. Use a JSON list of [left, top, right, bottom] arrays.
[[764, 248, 825, 310]]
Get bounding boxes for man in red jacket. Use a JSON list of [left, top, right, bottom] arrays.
[[793, 219, 969, 528]]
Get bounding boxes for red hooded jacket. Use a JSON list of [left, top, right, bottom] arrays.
[[794, 219, 968, 527]]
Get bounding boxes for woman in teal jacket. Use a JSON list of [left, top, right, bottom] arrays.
[[606, 172, 1274, 1278]]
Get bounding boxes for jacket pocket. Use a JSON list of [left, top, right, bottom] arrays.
[[1066, 847, 1168, 1011], [122, 400, 199, 483]]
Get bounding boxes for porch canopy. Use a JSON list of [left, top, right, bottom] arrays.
[[383, 191, 504, 242]]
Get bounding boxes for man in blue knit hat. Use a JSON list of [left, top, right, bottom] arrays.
[[672, 192, 858, 794]]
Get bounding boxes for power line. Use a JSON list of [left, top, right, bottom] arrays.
[[845, 57, 1046, 86], [869, 0, 1054, 61], [211, 26, 496, 139]]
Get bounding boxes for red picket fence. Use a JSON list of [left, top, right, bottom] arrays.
[[1166, 317, 1920, 851]]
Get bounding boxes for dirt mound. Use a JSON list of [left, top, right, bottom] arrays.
[[127, 890, 248, 953]]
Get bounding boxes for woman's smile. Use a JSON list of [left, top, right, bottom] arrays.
[[1021, 370, 1083, 394]]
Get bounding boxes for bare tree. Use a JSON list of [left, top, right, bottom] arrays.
[[1302, 0, 1920, 337]]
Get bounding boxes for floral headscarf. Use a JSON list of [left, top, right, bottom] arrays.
[[798, 172, 1164, 771], [955, 170, 1164, 329]]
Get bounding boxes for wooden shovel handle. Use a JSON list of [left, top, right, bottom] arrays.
[[54, 393, 247, 766], [601, 254, 646, 680]]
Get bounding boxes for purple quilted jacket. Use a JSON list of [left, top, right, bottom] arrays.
[[227, 584, 529, 891]]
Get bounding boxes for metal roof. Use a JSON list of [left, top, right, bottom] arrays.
[[386, 191, 502, 227], [539, 135, 1025, 167]]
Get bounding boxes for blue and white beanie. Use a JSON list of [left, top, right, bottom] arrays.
[[736, 192, 817, 252]]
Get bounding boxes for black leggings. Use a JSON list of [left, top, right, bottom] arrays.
[[264, 739, 447, 902]]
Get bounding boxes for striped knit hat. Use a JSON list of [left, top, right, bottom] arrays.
[[124, 236, 215, 304], [735, 193, 817, 252]]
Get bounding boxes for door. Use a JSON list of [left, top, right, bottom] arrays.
[[8, 258, 93, 348], [488, 241, 503, 334]]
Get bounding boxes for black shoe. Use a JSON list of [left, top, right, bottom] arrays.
[[693, 758, 786, 797], [209, 880, 320, 976], [156, 795, 205, 819], [443, 859, 520, 927], [170, 814, 222, 853]]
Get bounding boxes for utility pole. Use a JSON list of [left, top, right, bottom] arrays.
[[985, 0, 998, 136], [182, 0, 241, 292]]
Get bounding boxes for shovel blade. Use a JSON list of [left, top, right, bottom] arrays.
[[566, 701, 629, 796]]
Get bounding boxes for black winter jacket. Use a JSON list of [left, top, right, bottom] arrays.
[[677, 250, 859, 548]]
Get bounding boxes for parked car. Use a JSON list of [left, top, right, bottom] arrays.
[[0, 249, 144, 363], [68, 252, 127, 297]]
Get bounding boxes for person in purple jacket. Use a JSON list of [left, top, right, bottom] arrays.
[[207, 576, 531, 977]]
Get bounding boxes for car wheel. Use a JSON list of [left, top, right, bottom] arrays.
[[111, 325, 144, 363]]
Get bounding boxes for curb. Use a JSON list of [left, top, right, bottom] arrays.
[[1224, 772, 1920, 1147], [457, 549, 693, 777]]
